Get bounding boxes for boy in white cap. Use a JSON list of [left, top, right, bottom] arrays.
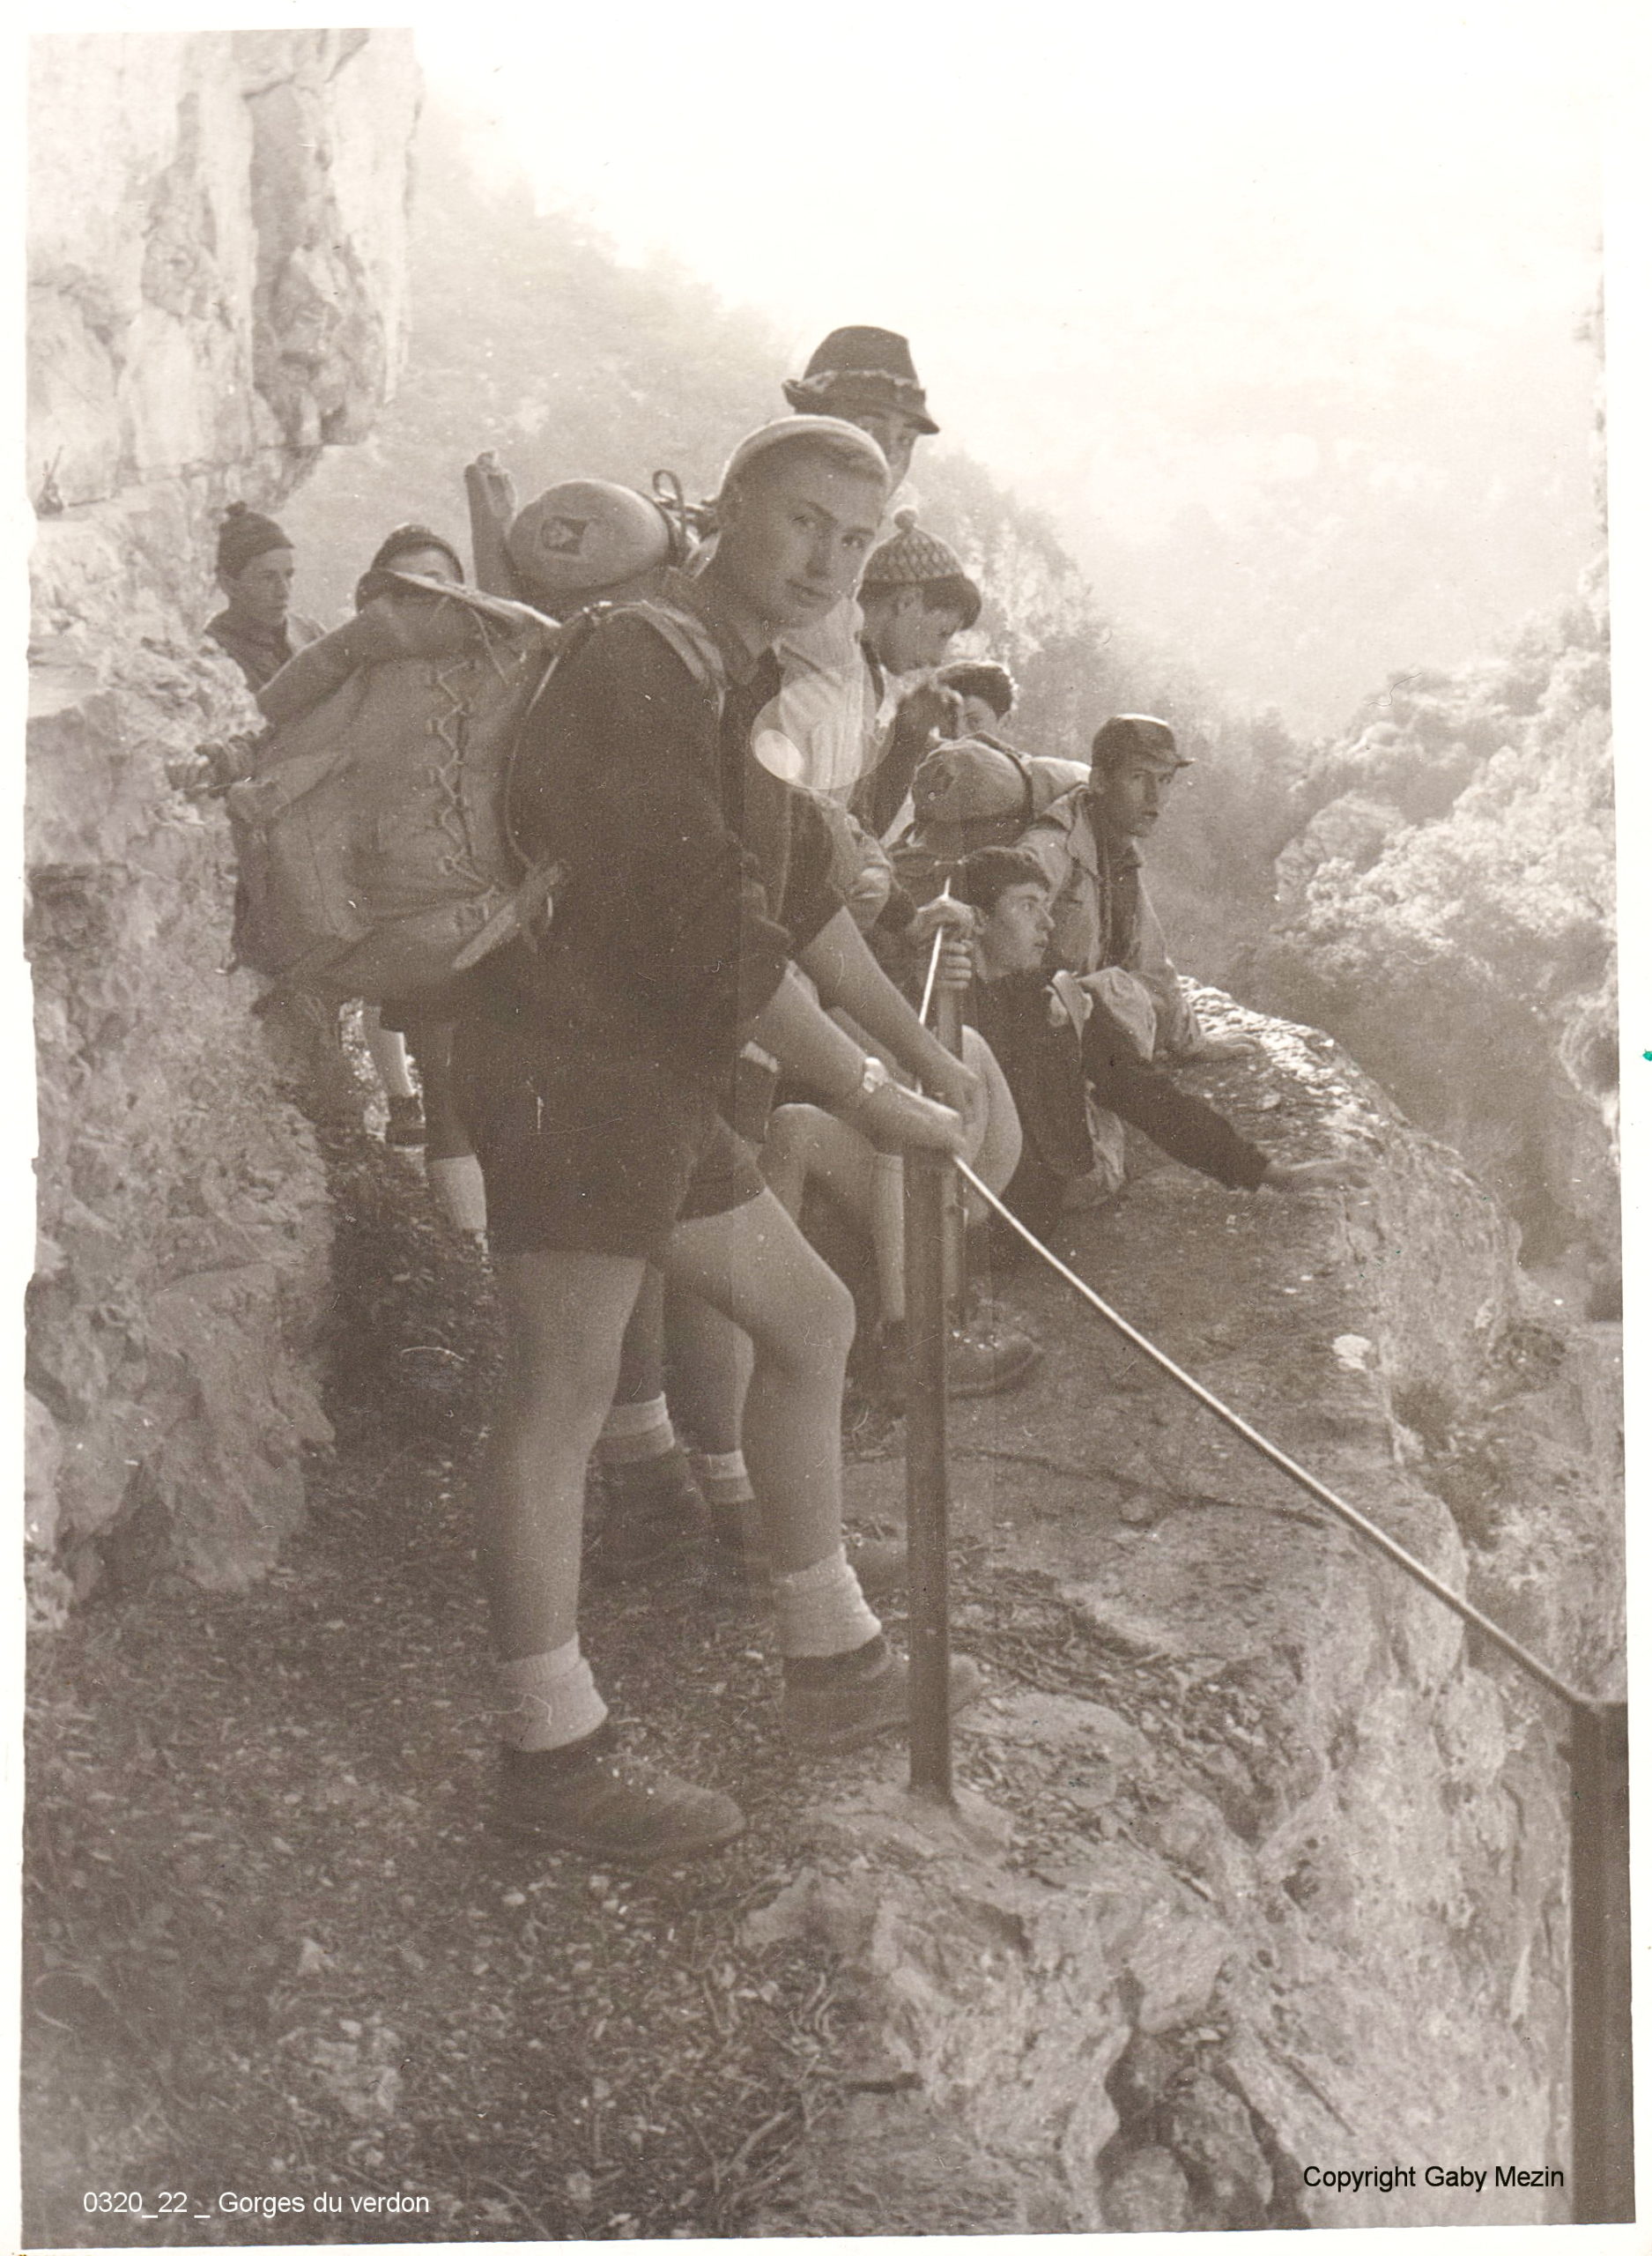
[[450, 418, 985, 1863]]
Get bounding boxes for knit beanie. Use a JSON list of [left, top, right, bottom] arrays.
[[216, 501, 293, 579], [861, 508, 968, 591]]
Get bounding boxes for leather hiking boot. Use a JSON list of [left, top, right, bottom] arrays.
[[876, 1317, 1042, 1402], [384, 1092, 426, 1148], [494, 1724, 745, 1865], [782, 1634, 983, 1754], [588, 1451, 707, 1585]]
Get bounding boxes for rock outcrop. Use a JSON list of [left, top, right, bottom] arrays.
[[751, 998, 1623, 2233], [26, 31, 419, 1601]]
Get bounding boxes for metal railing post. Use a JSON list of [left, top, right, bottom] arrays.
[[1570, 1699, 1634, 2222], [935, 984, 967, 1309], [903, 1143, 953, 1802]]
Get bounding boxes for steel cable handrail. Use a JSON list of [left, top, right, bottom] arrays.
[[951, 1154, 1599, 1712]]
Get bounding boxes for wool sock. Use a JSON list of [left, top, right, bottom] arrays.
[[426, 1153, 487, 1236], [691, 1449, 755, 1516], [595, 1394, 675, 1467], [771, 1545, 881, 1659], [498, 1637, 608, 1754]]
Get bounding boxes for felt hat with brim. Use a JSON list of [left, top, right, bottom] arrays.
[[1090, 713, 1194, 771], [782, 325, 940, 435]]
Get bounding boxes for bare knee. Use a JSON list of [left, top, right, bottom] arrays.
[[767, 1103, 815, 1157], [757, 1255, 855, 1376]]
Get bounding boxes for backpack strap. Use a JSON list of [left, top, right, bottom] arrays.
[[625, 596, 729, 702], [487, 597, 731, 968], [996, 742, 1040, 827]]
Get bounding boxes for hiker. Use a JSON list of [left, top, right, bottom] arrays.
[[1018, 714, 1236, 1058], [448, 416, 985, 1861], [949, 848, 1362, 1241], [253, 523, 493, 1234], [206, 503, 437, 1135], [781, 324, 938, 491], [205, 502, 325, 695], [935, 657, 1019, 746], [722, 783, 1035, 1400], [747, 326, 942, 798], [354, 526, 489, 1234], [760, 1009, 1033, 1400], [456, 464, 735, 1559], [1009, 713, 1258, 1205], [851, 517, 984, 840]]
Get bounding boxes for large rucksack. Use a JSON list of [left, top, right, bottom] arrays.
[[225, 583, 724, 1003]]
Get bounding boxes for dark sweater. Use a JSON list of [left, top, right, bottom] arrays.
[[969, 971, 1269, 1193], [466, 598, 843, 1085], [205, 609, 323, 694]]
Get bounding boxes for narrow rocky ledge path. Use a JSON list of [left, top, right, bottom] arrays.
[[24, 1010, 1621, 2240]]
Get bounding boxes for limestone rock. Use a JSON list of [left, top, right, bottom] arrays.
[[807, 1019, 1619, 2231], [27, 33, 417, 1591], [1099, 2143, 1192, 2233]]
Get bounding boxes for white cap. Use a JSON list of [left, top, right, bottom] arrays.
[[715, 414, 892, 501]]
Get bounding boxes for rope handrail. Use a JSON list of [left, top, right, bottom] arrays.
[[951, 1156, 1601, 1714]]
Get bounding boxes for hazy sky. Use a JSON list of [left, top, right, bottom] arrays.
[[417, 0, 1604, 526]]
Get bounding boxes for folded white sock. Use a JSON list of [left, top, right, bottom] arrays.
[[595, 1394, 675, 1466], [426, 1154, 487, 1236], [692, 1448, 755, 1511], [497, 1637, 608, 1753], [771, 1545, 881, 1659]]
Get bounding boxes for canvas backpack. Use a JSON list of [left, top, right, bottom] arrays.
[[225, 583, 725, 1004]]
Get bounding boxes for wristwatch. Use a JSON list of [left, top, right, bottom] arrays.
[[853, 1055, 889, 1102]]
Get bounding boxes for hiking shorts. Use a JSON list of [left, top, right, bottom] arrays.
[[452, 1019, 764, 1261]]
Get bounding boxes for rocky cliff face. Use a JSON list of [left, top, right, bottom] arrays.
[[752, 998, 1623, 2233], [26, 31, 419, 1602]]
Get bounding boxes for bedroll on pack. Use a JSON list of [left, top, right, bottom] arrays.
[[890, 738, 1090, 904], [226, 584, 725, 1004]]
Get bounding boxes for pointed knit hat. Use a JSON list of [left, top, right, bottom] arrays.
[[216, 501, 293, 578], [861, 508, 969, 590]]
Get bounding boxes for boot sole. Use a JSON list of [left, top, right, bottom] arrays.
[[489, 1802, 746, 1865], [784, 1663, 982, 1754]]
